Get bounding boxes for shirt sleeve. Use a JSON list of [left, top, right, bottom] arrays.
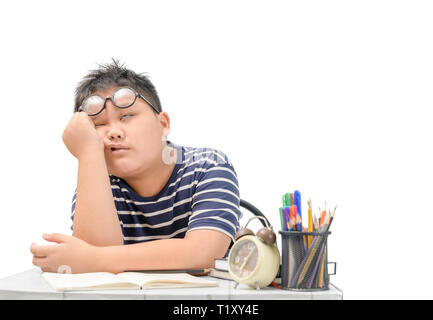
[[70, 188, 77, 231], [187, 152, 242, 242]]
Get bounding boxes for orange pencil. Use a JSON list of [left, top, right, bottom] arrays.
[[288, 206, 295, 231], [320, 203, 327, 227]]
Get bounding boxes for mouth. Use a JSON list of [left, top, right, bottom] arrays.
[[109, 147, 130, 154]]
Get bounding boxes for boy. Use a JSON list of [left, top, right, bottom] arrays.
[[30, 60, 241, 274]]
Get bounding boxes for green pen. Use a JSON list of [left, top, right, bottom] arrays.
[[279, 207, 284, 231], [285, 193, 291, 206]]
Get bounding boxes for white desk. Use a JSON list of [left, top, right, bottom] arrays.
[[0, 268, 343, 300]]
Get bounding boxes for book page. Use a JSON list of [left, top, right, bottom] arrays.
[[42, 272, 140, 292], [118, 272, 219, 288]]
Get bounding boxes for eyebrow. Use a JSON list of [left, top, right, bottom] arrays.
[[121, 103, 142, 114], [91, 112, 104, 121], [92, 105, 141, 120]]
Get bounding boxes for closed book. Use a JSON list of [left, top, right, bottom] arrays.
[[214, 258, 228, 271], [208, 268, 234, 281]]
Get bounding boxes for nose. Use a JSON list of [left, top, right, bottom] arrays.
[[107, 126, 124, 141], [103, 99, 125, 141]]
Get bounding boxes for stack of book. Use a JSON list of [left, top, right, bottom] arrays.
[[208, 258, 282, 285], [207, 258, 233, 281]]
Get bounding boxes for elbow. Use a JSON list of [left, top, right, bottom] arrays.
[[185, 230, 231, 269], [196, 254, 217, 270], [198, 249, 227, 269], [192, 256, 214, 270], [191, 242, 230, 270]]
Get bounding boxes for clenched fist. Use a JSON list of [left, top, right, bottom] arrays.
[[62, 112, 104, 160]]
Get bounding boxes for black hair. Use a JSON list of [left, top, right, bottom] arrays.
[[74, 58, 162, 114]]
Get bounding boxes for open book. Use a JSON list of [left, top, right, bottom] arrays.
[[42, 271, 219, 292]]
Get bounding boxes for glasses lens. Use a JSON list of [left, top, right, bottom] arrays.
[[113, 87, 136, 108], [82, 95, 104, 115]]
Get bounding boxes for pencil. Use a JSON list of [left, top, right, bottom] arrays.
[[317, 246, 326, 288], [290, 216, 327, 288], [287, 193, 292, 206], [279, 207, 284, 231], [313, 215, 319, 232], [288, 207, 296, 231], [290, 206, 302, 264], [291, 233, 322, 287], [287, 205, 298, 285], [306, 241, 326, 288], [320, 207, 327, 227], [291, 206, 337, 288], [294, 205, 306, 258], [307, 198, 313, 248]]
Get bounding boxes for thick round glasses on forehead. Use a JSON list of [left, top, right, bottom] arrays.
[[78, 87, 160, 116]]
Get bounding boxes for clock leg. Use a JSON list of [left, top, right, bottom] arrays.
[[255, 282, 260, 290], [234, 282, 239, 289]]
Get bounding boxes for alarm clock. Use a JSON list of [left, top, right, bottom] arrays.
[[228, 216, 280, 289]]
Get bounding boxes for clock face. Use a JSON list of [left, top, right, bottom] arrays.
[[229, 239, 258, 279]]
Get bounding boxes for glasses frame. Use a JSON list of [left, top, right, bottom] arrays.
[[78, 86, 160, 116]]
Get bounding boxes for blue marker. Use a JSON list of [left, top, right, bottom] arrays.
[[294, 190, 302, 220], [294, 190, 305, 257]]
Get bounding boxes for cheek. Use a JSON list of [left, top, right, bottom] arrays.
[[131, 123, 163, 145], [132, 134, 165, 163], [96, 128, 106, 140]]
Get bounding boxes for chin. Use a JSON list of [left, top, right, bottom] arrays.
[[107, 164, 139, 179]]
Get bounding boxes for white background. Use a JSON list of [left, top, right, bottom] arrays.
[[0, 0, 432, 299]]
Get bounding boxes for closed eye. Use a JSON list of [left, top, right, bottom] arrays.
[[95, 123, 106, 127]]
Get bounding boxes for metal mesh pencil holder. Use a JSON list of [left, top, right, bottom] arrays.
[[279, 231, 336, 291]]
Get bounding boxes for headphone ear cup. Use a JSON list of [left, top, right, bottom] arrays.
[[256, 227, 276, 245], [235, 227, 254, 241]]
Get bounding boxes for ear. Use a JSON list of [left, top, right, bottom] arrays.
[[157, 112, 171, 132], [163, 128, 171, 140]]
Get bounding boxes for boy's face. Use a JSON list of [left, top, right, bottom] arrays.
[[89, 86, 171, 179]]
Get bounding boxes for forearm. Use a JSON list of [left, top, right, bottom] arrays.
[[73, 151, 123, 246], [98, 238, 214, 274]]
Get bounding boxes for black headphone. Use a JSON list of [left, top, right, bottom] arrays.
[[234, 216, 276, 245]]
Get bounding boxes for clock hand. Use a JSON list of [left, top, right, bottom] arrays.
[[239, 248, 255, 271]]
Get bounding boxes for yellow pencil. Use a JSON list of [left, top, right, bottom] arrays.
[[318, 246, 326, 288], [307, 198, 313, 248]]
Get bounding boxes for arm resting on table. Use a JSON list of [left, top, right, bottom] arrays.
[[97, 229, 231, 274]]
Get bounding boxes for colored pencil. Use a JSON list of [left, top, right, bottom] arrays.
[[307, 198, 313, 248], [291, 206, 337, 288], [294, 205, 306, 258], [288, 206, 296, 231], [320, 207, 327, 227], [313, 215, 319, 232], [318, 246, 326, 288], [285, 193, 291, 206], [287, 205, 298, 285], [306, 241, 326, 288], [279, 207, 285, 231], [289, 206, 302, 265]]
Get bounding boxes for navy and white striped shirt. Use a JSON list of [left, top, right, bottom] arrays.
[[71, 141, 242, 247]]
